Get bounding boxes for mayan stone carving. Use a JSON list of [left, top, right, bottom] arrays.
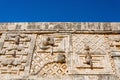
[[30, 34, 69, 78], [69, 34, 113, 75], [84, 46, 93, 69], [0, 22, 120, 80], [0, 33, 36, 79]]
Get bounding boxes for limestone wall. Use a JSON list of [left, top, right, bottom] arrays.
[[0, 22, 120, 31], [0, 22, 120, 80]]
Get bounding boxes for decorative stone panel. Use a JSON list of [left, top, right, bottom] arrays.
[[0, 22, 120, 80], [30, 33, 70, 78], [0, 33, 36, 79], [69, 34, 113, 74]]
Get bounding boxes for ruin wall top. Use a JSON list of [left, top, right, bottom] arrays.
[[0, 22, 120, 33]]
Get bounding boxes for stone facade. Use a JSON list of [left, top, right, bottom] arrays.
[[0, 22, 120, 80]]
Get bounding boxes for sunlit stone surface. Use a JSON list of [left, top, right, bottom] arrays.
[[0, 22, 120, 80]]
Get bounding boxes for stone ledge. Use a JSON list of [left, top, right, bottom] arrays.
[[0, 22, 120, 32]]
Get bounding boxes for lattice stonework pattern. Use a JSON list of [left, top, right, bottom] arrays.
[[69, 34, 113, 74], [30, 34, 70, 77], [0, 33, 36, 79]]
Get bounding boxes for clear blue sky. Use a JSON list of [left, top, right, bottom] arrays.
[[0, 0, 120, 22]]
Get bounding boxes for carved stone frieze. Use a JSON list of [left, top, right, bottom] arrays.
[[69, 34, 113, 74], [30, 34, 69, 78], [0, 33, 36, 79], [0, 22, 120, 80]]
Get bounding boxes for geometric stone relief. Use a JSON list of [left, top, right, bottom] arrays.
[[30, 33, 70, 77], [108, 35, 120, 79], [69, 34, 113, 74], [0, 33, 36, 79], [1, 22, 120, 80], [109, 34, 120, 52], [112, 57, 120, 80]]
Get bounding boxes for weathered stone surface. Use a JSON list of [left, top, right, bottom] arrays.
[[0, 22, 120, 32], [0, 22, 120, 80]]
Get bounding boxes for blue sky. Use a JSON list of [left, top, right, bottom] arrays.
[[0, 0, 120, 22]]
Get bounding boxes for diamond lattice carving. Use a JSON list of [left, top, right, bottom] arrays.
[[39, 63, 67, 77], [30, 34, 69, 77], [69, 34, 113, 74], [72, 34, 109, 54]]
